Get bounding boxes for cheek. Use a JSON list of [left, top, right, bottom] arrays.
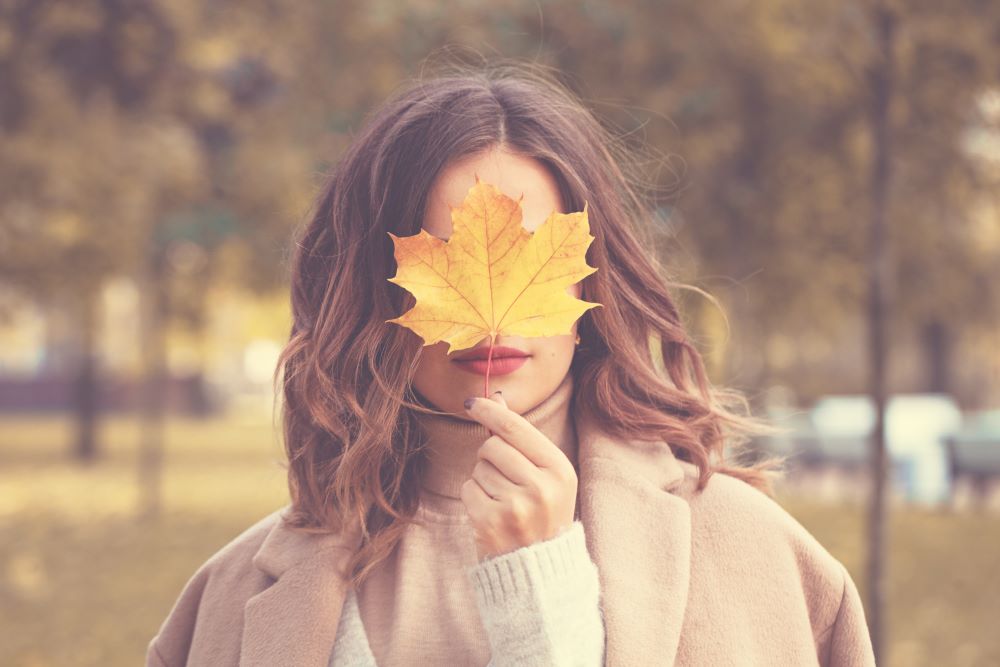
[[413, 341, 448, 376], [540, 337, 576, 362]]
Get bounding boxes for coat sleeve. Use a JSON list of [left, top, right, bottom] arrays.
[[817, 562, 876, 667]]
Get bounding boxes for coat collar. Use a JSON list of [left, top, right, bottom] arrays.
[[241, 404, 693, 667]]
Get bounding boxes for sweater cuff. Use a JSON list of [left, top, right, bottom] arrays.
[[466, 520, 596, 605], [465, 520, 605, 666]]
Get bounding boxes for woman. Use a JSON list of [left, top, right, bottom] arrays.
[[147, 63, 876, 667]]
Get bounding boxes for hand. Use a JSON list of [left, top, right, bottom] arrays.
[[460, 390, 579, 562]]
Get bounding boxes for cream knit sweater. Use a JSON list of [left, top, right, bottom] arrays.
[[329, 372, 606, 666]]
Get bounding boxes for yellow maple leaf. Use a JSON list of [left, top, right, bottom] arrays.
[[384, 177, 603, 360]]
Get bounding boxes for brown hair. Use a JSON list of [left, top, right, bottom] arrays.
[[274, 60, 787, 589]]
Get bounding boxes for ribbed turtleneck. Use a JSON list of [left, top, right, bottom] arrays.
[[353, 370, 580, 667], [414, 371, 578, 512]]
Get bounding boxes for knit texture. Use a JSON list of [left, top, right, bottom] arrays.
[[329, 583, 376, 667], [465, 519, 605, 667], [330, 519, 605, 666], [342, 371, 605, 666]]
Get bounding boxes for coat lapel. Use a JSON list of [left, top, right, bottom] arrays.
[[242, 407, 693, 667], [240, 509, 363, 667], [574, 407, 693, 666]]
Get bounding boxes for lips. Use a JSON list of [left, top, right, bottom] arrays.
[[451, 345, 529, 362], [452, 355, 528, 377], [450, 345, 530, 377]]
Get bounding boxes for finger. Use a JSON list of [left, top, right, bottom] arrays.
[[461, 477, 501, 515], [464, 395, 558, 468], [478, 435, 538, 486], [471, 457, 520, 499]]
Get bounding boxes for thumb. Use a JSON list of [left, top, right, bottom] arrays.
[[490, 389, 507, 408]]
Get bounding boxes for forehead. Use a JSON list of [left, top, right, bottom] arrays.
[[423, 149, 565, 240]]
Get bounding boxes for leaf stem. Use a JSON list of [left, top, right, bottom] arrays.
[[483, 334, 494, 398], [483, 336, 495, 436]]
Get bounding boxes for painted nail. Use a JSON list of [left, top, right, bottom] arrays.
[[464, 397, 476, 410]]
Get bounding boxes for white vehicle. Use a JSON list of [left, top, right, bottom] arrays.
[[805, 393, 962, 506]]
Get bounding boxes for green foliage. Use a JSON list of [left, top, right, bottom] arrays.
[[3, 0, 998, 398]]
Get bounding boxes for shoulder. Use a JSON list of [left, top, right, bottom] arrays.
[[672, 460, 853, 638], [146, 507, 286, 667], [184, 506, 285, 591]]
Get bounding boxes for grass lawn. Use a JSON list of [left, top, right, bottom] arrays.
[[1, 412, 997, 666]]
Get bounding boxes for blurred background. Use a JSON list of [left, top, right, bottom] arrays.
[[1, 1, 998, 666]]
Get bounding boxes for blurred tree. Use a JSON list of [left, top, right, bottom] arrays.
[[550, 0, 996, 403], [864, 3, 896, 661], [0, 0, 203, 467], [2, 0, 998, 517], [0, 0, 403, 515]]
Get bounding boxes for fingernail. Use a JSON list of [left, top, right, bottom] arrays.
[[492, 390, 503, 397], [464, 397, 476, 410]]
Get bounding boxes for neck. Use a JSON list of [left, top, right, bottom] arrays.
[[413, 372, 577, 500]]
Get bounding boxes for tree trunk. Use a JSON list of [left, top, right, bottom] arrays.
[[137, 242, 170, 521], [72, 290, 100, 463], [921, 318, 949, 393], [865, 3, 897, 664], [719, 71, 770, 397]]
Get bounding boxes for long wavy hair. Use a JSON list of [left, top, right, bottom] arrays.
[[274, 61, 787, 589]]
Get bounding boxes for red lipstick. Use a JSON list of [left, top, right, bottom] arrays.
[[452, 345, 529, 361], [451, 345, 530, 377]]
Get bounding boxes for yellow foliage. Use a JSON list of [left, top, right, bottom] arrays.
[[385, 178, 603, 355]]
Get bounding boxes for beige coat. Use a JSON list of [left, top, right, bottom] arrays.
[[147, 407, 876, 667]]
